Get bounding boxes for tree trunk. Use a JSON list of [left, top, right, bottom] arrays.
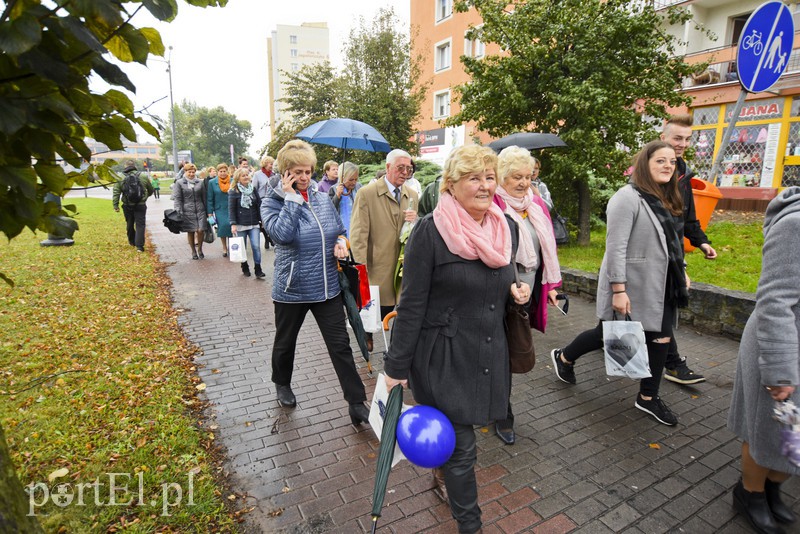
[[0, 423, 43, 533], [575, 179, 592, 246]]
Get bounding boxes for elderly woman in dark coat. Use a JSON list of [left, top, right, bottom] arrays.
[[172, 163, 207, 260], [261, 140, 370, 426], [728, 187, 800, 534], [384, 144, 530, 534]]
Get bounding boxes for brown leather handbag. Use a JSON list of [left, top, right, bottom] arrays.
[[506, 251, 535, 374]]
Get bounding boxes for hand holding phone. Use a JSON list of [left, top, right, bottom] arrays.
[[282, 171, 296, 193]]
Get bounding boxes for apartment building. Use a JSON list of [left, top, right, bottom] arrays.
[[84, 140, 161, 166], [267, 22, 330, 137], [410, 0, 497, 167]]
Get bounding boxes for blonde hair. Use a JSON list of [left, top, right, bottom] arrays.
[[215, 163, 228, 172], [441, 145, 498, 193], [232, 168, 250, 188], [323, 160, 338, 173], [340, 162, 359, 183], [260, 155, 274, 167], [183, 163, 197, 172], [497, 146, 536, 186], [277, 139, 317, 173]]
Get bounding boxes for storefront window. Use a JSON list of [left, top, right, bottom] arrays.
[[782, 165, 800, 187], [717, 125, 767, 187], [690, 129, 716, 179], [791, 96, 800, 117], [693, 106, 719, 126]]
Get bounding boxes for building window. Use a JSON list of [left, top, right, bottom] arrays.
[[436, 0, 453, 22], [434, 39, 451, 72], [464, 26, 484, 58], [290, 35, 297, 44], [434, 90, 450, 119], [290, 48, 298, 57], [291, 63, 299, 72]]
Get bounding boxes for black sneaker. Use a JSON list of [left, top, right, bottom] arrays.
[[664, 364, 706, 385], [635, 396, 678, 426], [551, 348, 576, 384]]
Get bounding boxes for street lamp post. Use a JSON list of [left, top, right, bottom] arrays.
[[166, 46, 179, 177]]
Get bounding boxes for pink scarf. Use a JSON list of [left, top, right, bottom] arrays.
[[433, 192, 511, 268], [496, 186, 562, 285]]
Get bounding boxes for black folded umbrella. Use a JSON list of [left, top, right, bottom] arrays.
[[337, 266, 371, 373], [487, 132, 567, 152]]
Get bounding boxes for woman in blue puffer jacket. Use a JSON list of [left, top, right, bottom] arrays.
[[261, 140, 369, 426]]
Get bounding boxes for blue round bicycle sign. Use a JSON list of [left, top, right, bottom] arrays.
[[737, 1, 795, 93]]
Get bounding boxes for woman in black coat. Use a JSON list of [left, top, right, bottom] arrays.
[[384, 145, 529, 534]]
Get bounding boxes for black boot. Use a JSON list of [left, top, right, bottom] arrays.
[[348, 402, 369, 426], [733, 479, 785, 534], [766, 479, 796, 524], [241, 261, 251, 277], [254, 263, 265, 278]]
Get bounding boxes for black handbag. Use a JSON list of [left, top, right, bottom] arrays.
[[203, 220, 216, 244], [506, 250, 536, 374], [163, 209, 183, 234], [551, 207, 569, 245]]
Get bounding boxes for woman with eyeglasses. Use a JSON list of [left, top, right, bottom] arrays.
[[329, 161, 362, 237]]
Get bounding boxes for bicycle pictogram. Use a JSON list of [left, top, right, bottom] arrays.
[[742, 29, 764, 56]]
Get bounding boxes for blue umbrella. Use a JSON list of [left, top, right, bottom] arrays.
[[295, 118, 391, 154]]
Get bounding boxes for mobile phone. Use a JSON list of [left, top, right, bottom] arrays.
[[555, 293, 569, 316]]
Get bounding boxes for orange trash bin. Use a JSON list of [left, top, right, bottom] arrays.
[[685, 177, 722, 252]]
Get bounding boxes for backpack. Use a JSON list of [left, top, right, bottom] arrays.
[[122, 172, 145, 204]]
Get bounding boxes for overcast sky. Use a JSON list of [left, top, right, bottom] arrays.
[[121, 0, 410, 156]]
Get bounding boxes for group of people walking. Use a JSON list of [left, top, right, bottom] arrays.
[[112, 114, 798, 534]]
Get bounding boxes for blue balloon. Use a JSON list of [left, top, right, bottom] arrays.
[[396, 405, 456, 469]]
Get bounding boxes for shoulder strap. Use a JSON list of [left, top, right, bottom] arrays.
[[503, 214, 522, 287]]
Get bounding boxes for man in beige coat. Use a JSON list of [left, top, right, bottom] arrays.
[[350, 149, 419, 350]]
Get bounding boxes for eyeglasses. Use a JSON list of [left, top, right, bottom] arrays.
[[394, 165, 413, 174]]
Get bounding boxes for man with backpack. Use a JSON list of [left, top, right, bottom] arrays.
[[113, 160, 154, 252]]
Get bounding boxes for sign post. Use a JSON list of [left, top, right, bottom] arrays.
[[707, 1, 793, 185]]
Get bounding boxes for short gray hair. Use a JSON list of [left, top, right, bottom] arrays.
[[386, 149, 412, 166]]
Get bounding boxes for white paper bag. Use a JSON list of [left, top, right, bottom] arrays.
[[369, 373, 410, 467], [602, 316, 651, 379], [359, 285, 382, 333], [228, 236, 246, 262]]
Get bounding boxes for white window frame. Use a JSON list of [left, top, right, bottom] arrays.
[[433, 89, 451, 119], [434, 38, 452, 73], [463, 25, 485, 59], [290, 48, 298, 58], [435, 0, 453, 24], [289, 35, 297, 44]]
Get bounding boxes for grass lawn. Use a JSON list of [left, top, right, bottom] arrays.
[[558, 219, 763, 293], [0, 199, 236, 532]]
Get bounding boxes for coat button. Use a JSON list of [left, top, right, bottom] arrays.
[[483, 368, 490, 375], [492, 271, 498, 276], [489, 304, 495, 311], [486, 337, 492, 343]]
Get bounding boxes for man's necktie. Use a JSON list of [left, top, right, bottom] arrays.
[[394, 188, 401, 205]]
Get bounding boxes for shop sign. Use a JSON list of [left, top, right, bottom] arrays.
[[725, 98, 784, 121]]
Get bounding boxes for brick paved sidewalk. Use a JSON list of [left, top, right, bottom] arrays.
[[145, 200, 798, 534]]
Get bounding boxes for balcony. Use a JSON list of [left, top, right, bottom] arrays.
[[680, 33, 800, 90]]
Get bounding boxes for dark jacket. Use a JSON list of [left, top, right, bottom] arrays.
[[384, 214, 516, 426], [261, 182, 346, 303], [112, 168, 153, 209], [677, 158, 710, 247], [228, 187, 262, 227], [417, 176, 442, 217]]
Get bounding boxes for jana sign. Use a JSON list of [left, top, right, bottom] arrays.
[[737, 1, 795, 93]]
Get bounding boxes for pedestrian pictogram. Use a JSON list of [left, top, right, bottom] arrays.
[[737, 1, 795, 93]]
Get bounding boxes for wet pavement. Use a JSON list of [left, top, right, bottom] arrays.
[[142, 196, 799, 534]]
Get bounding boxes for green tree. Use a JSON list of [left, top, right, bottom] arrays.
[[266, 8, 427, 167], [0, 0, 226, 526], [449, 0, 702, 244], [340, 7, 427, 161], [160, 99, 252, 167]]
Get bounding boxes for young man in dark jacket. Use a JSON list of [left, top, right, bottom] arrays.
[[660, 115, 718, 385], [112, 160, 154, 252]]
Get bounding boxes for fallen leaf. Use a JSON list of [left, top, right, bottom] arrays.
[[648, 443, 661, 450], [245, 421, 252, 427], [48, 467, 69, 483], [282, 486, 290, 493], [227, 494, 236, 501], [196, 383, 206, 391]]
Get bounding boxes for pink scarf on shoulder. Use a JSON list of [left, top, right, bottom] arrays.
[[495, 186, 561, 285], [433, 192, 511, 268]]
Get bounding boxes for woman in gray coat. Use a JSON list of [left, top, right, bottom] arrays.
[[384, 145, 530, 534], [172, 163, 207, 260], [551, 141, 688, 426], [727, 187, 800, 534]]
